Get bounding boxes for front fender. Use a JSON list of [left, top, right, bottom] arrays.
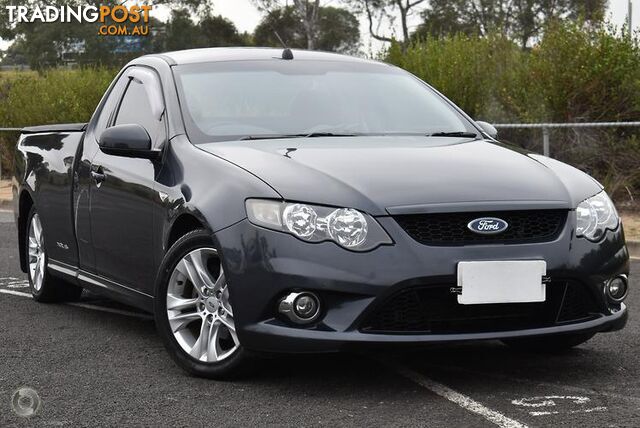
[[154, 135, 281, 262]]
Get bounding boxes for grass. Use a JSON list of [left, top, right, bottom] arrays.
[[621, 211, 640, 242]]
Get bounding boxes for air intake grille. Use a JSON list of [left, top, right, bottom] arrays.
[[393, 210, 567, 246], [360, 281, 598, 334]]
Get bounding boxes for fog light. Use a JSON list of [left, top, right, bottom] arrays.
[[606, 275, 628, 302], [278, 291, 321, 324]]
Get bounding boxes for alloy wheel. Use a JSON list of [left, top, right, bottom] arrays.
[[166, 248, 239, 362], [28, 213, 45, 291]]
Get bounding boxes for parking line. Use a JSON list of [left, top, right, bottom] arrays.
[[391, 364, 528, 428], [417, 361, 640, 404], [529, 406, 607, 416], [0, 288, 31, 298], [0, 288, 152, 320]]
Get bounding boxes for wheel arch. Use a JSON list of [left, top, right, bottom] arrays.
[[166, 213, 206, 252]]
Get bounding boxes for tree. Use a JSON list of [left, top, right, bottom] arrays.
[[346, 0, 426, 48], [0, 0, 162, 68], [253, 0, 324, 50], [254, 5, 359, 53], [254, 6, 305, 49], [0, 0, 16, 39], [414, 0, 606, 48], [164, 9, 199, 51], [200, 15, 250, 47], [0, 1, 250, 68], [164, 9, 250, 51], [317, 7, 360, 53]]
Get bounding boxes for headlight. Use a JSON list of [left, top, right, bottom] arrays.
[[576, 191, 619, 241], [246, 199, 392, 251]]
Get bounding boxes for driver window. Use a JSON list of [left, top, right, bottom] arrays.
[[93, 74, 129, 139], [114, 75, 165, 146]]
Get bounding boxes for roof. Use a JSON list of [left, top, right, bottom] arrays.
[[149, 47, 382, 66]]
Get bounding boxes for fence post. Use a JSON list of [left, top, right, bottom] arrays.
[[542, 127, 550, 157]]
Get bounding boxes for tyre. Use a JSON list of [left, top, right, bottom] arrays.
[[25, 206, 83, 302], [502, 332, 595, 353], [154, 229, 254, 379]]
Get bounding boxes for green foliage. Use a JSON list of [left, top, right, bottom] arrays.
[[0, 67, 117, 175], [1, 3, 250, 69], [387, 33, 524, 121], [524, 22, 640, 122], [387, 22, 640, 203], [254, 5, 359, 53], [414, 0, 607, 48]]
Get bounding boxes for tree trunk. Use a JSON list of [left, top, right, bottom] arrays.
[[293, 0, 320, 50], [400, 1, 409, 45]]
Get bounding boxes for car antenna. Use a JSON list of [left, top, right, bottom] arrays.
[[273, 30, 294, 60]]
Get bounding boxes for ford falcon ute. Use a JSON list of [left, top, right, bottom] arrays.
[[12, 48, 629, 378]]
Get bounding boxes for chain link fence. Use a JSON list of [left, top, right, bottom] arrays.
[[493, 122, 640, 206], [494, 122, 640, 157]]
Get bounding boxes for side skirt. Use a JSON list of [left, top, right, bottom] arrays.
[[48, 259, 154, 313]]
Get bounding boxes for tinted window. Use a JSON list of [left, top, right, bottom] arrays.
[[115, 77, 163, 142], [174, 60, 475, 143]]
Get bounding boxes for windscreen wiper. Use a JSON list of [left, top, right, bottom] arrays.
[[428, 131, 479, 138], [303, 132, 358, 138], [240, 132, 357, 141]]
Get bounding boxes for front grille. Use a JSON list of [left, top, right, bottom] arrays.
[[360, 281, 599, 334], [393, 210, 567, 246]]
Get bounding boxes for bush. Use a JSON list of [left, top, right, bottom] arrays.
[[387, 33, 526, 122], [0, 68, 117, 177], [386, 22, 640, 204]]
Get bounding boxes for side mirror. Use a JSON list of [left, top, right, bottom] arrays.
[[476, 121, 498, 139], [99, 124, 159, 159]]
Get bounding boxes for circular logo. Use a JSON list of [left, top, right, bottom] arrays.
[[467, 217, 509, 235], [11, 387, 41, 418], [205, 297, 219, 312]]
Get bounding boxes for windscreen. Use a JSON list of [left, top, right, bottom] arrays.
[[174, 60, 475, 143]]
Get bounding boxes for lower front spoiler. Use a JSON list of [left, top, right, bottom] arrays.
[[241, 304, 628, 353]]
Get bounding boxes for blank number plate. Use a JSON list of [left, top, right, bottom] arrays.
[[457, 260, 546, 305]]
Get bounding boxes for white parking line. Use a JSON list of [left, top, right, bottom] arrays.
[[5, 280, 29, 288], [0, 277, 29, 288], [418, 361, 640, 404], [0, 287, 152, 320], [529, 406, 607, 416], [512, 395, 607, 416], [0, 289, 31, 298], [391, 364, 528, 428]]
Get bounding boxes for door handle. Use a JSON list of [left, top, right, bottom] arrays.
[[91, 170, 106, 186]]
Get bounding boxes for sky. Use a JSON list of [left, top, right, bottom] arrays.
[[0, 0, 638, 53]]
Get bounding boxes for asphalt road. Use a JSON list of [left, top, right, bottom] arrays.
[[0, 210, 638, 427]]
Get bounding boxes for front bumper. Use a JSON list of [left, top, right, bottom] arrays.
[[216, 215, 629, 353], [241, 306, 627, 352]]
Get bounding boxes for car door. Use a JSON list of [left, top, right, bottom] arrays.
[[75, 72, 131, 275], [89, 66, 166, 293]]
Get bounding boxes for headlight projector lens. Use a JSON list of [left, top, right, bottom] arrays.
[[327, 208, 368, 248], [283, 204, 317, 238], [576, 191, 619, 241]]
